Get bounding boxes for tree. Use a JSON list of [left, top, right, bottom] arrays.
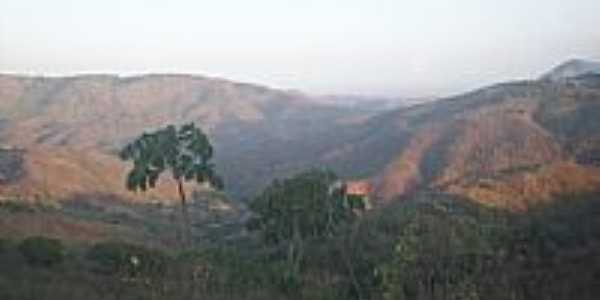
[[247, 169, 365, 290], [120, 123, 223, 248], [18, 236, 65, 267]]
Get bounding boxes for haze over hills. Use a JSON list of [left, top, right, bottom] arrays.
[[315, 95, 433, 112], [0, 59, 600, 210]]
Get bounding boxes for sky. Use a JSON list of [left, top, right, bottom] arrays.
[[1, 0, 599, 97]]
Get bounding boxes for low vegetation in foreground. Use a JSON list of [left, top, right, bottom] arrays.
[[1, 117, 599, 299], [1, 180, 599, 299]]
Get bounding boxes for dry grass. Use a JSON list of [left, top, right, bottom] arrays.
[[447, 161, 600, 210], [0, 145, 184, 203]]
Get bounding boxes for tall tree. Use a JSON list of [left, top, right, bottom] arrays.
[[120, 123, 223, 248], [248, 169, 366, 290]]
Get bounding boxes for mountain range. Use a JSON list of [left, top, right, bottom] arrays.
[[1, 59, 600, 210]]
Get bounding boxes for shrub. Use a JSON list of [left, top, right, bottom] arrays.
[[0, 200, 35, 213], [0, 238, 7, 253], [86, 241, 168, 277], [18, 236, 65, 267]]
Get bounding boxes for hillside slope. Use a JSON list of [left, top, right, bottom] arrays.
[[1, 60, 600, 209], [357, 71, 600, 208], [0, 74, 378, 201]]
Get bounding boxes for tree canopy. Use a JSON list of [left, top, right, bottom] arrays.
[[120, 123, 223, 191], [120, 123, 223, 247], [248, 169, 364, 244]]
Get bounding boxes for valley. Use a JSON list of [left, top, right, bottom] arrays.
[[1, 59, 600, 300], [1, 60, 599, 209]]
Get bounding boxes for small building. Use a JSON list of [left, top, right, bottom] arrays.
[[345, 180, 373, 210], [345, 181, 373, 197]]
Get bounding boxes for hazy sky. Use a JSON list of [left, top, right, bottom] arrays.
[[1, 0, 599, 97]]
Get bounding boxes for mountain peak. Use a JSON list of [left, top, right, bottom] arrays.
[[541, 58, 600, 81]]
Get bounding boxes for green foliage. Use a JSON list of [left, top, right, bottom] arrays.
[[247, 169, 367, 295], [177, 247, 283, 295], [380, 202, 500, 300], [120, 123, 223, 191], [120, 122, 223, 248], [1, 189, 599, 300], [0, 200, 36, 213], [86, 241, 168, 277], [379, 193, 600, 300], [0, 238, 7, 253], [18, 236, 65, 267], [248, 169, 362, 244]]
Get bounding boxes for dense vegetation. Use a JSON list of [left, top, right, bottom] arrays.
[[1, 180, 598, 299]]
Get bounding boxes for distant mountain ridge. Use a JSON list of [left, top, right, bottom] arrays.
[[365, 71, 600, 208], [541, 59, 600, 81], [0, 73, 390, 200], [1, 59, 600, 209]]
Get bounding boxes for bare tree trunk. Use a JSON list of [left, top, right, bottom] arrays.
[[177, 179, 192, 249]]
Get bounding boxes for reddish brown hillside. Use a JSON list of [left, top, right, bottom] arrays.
[[364, 74, 600, 208], [0, 74, 372, 200], [1, 64, 600, 210], [0, 145, 181, 203]]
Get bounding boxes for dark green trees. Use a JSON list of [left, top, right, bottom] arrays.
[[120, 123, 223, 247], [18, 236, 65, 267], [248, 169, 365, 288]]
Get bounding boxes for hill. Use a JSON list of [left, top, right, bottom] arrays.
[[0, 74, 381, 201], [1, 61, 600, 300], [541, 58, 600, 81], [355, 71, 600, 208], [1, 60, 600, 210]]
